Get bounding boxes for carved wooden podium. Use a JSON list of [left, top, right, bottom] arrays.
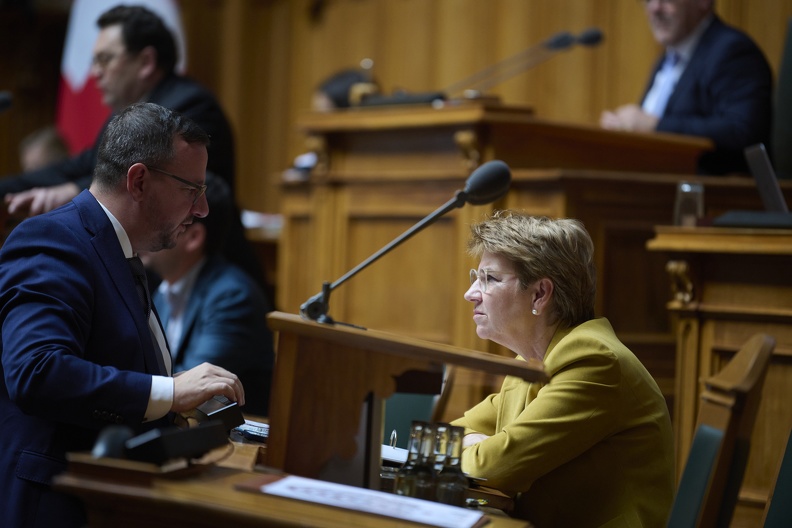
[[265, 311, 546, 488]]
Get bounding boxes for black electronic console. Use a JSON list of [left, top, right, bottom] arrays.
[[712, 210, 792, 228], [191, 394, 245, 432], [359, 90, 446, 107], [124, 420, 228, 465], [713, 144, 792, 228], [92, 420, 229, 466]]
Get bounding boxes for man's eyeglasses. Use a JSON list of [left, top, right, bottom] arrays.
[[148, 166, 207, 205], [91, 51, 120, 69]]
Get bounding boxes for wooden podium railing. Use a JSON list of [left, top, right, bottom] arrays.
[[265, 311, 546, 488]]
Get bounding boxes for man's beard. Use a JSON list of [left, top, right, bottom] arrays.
[[149, 222, 187, 252]]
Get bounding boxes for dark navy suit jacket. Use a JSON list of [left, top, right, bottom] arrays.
[[0, 191, 170, 527], [643, 16, 773, 174], [154, 255, 274, 417]]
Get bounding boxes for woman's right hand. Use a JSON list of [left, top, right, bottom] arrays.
[[462, 432, 490, 448]]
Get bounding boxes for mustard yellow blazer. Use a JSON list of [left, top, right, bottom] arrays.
[[452, 318, 675, 528]]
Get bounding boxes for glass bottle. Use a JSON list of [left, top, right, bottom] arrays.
[[394, 420, 427, 497], [432, 423, 450, 473], [435, 425, 469, 506], [411, 422, 437, 501]]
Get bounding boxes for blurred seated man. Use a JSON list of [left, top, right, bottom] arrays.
[[600, 0, 772, 175], [143, 174, 274, 417], [0, 4, 266, 292], [19, 126, 69, 172], [1, 4, 235, 215]]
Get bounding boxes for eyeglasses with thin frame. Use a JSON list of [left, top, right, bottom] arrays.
[[148, 166, 207, 205], [91, 51, 121, 69], [470, 268, 516, 294]]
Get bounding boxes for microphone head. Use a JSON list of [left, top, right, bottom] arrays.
[[0, 91, 12, 113], [577, 28, 604, 47], [544, 32, 576, 51], [463, 160, 512, 205]]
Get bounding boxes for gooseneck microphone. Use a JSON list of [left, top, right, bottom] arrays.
[[0, 91, 12, 114], [442, 31, 576, 98], [300, 160, 512, 324], [577, 27, 604, 47], [359, 28, 603, 107], [442, 28, 603, 99]]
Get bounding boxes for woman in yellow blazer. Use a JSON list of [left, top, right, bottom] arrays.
[[452, 212, 675, 528]]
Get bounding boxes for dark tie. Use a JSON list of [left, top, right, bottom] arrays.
[[127, 256, 151, 318], [128, 256, 169, 375]]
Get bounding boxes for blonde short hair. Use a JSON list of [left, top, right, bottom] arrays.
[[467, 211, 596, 327]]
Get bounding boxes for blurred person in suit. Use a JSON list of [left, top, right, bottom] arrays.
[[143, 173, 274, 417], [452, 212, 675, 528], [0, 102, 245, 528], [600, 0, 772, 175], [1, 4, 234, 213], [0, 4, 266, 291], [18, 127, 69, 172]]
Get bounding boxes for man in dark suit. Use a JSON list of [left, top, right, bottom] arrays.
[[0, 102, 246, 528], [0, 4, 266, 291], [600, 0, 773, 175], [143, 174, 274, 417], [1, 5, 234, 213]]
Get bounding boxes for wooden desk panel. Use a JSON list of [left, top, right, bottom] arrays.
[[265, 312, 546, 487], [648, 226, 792, 528]]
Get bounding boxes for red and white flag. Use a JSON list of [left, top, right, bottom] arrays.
[[55, 0, 185, 154]]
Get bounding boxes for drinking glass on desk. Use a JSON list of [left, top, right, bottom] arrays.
[[674, 182, 705, 226]]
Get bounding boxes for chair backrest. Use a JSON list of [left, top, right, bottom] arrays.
[[762, 428, 792, 527], [667, 333, 776, 528], [383, 366, 455, 449]]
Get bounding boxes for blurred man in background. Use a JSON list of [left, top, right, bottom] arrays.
[[0, 4, 267, 292], [600, 0, 772, 174], [143, 174, 274, 417]]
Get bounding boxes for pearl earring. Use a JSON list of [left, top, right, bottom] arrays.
[[532, 309, 539, 316]]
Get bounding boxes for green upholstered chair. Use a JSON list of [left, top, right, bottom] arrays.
[[666, 334, 775, 528], [762, 428, 792, 527]]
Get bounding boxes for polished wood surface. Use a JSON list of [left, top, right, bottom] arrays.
[[648, 226, 792, 528], [265, 311, 545, 485], [54, 449, 530, 528]]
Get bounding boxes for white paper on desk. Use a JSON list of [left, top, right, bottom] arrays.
[[381, 444, 408, 464], [261, 475, 485, 528]]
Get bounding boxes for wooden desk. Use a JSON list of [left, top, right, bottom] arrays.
[[54, 448, 530, 528], [647, 226, 792, 528], [265, 312, 545, 488]]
